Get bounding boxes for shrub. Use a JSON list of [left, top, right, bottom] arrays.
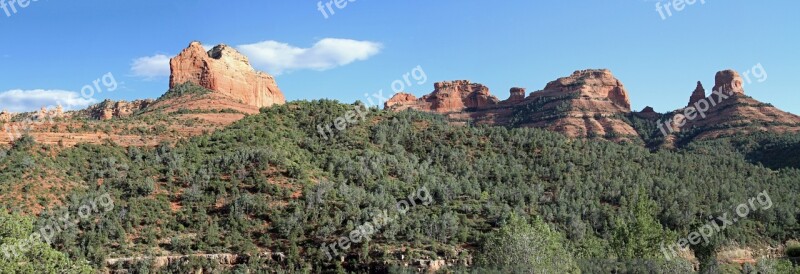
[[786, 242, 800, 257], [476, 214, 580, 273]]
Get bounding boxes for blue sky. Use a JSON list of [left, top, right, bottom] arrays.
[[0, 0, 798, 114]]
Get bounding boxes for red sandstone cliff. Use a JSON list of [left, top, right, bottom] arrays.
[[169, 42, 286, 108], [386, 80, 500, 113], [386, 69, 638, 142]]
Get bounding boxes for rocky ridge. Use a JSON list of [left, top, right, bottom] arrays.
[[78, 99, 154, 120], [386, 69, 800, 145], [387, 69, 639, 142]]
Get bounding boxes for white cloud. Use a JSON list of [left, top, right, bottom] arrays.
[[237, 38, 382, 74], [130, 54, 171, 79], [0, 89, 97, 113]]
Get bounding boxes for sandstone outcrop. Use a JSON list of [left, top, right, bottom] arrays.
[[385, 69, 639, 142], [541, 69, 631, 110], [689, 81, 706, 106], [713, 69, 745, 96], [507, 87, 526, 103], [384, 80, 499, 113], [635, 106, 660, 120], [82, 99, 153, 120], [385, 93, 418, 110], [169, 42, 286, 108], [662, 69, 800, 144], [0, 110, 14, 122]]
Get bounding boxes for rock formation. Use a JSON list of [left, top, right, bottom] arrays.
[[169, 42, 286, 108], [712, 69, 745, 96], [386, 69, 638, 142], [82, 99, 154, 120], [35, 105, 64, 121], [689, 81, 706, 106], [658, 69, 800, 145], [507, 87, 526, 103], [541, 69, 631, 110], [635, 106, 660, 120], [385, 93, 417, 109], [0, 110, 14, 122], [385, 80, 499, 113]]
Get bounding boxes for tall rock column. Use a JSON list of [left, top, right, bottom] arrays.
[[689, 81, 706, 106]]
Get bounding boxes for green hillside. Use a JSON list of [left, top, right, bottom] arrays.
[[1, 100, 799, 273]]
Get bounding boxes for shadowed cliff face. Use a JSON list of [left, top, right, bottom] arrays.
[[169, 42, 286, 108]]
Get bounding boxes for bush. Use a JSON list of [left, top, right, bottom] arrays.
[[11, 134, 36, 150], [476, 214, 580, 273], [787, 243, 800, 258]]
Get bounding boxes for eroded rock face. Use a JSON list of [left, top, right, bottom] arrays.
[[385, 93, 417, 109], [36, 106, 63, 121], [84, 99, 154, 120], [507, 87, 526, 103], [689, 81, 706, 106], [169, 42, 286, 108], [659, 69, 800, 146], [542, 69, 631, 110], [385, 69, 638, 142], [384, 80, 500, 113], [713, 69, 745, 96], [427, 80, 500, 112], [0, 110, 13, 122], [384, 81, 494, 113]]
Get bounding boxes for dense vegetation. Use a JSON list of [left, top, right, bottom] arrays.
[[156, 82, 212, 102], [0, 100, 799, 273]]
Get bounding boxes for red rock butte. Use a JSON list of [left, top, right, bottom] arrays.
[[713, 69, 746, 96], [385, 68, 800, 144], [169, 41, 286, 108]]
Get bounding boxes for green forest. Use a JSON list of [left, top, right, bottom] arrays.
[[1, 100, 799, 273]]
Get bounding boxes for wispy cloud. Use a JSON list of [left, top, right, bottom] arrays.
[[0, 89, 97, 113], [130, 54, 171, 79], [237, 38, 382, 75]]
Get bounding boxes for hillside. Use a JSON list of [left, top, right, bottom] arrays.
[[1, 100, 800, 273]]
